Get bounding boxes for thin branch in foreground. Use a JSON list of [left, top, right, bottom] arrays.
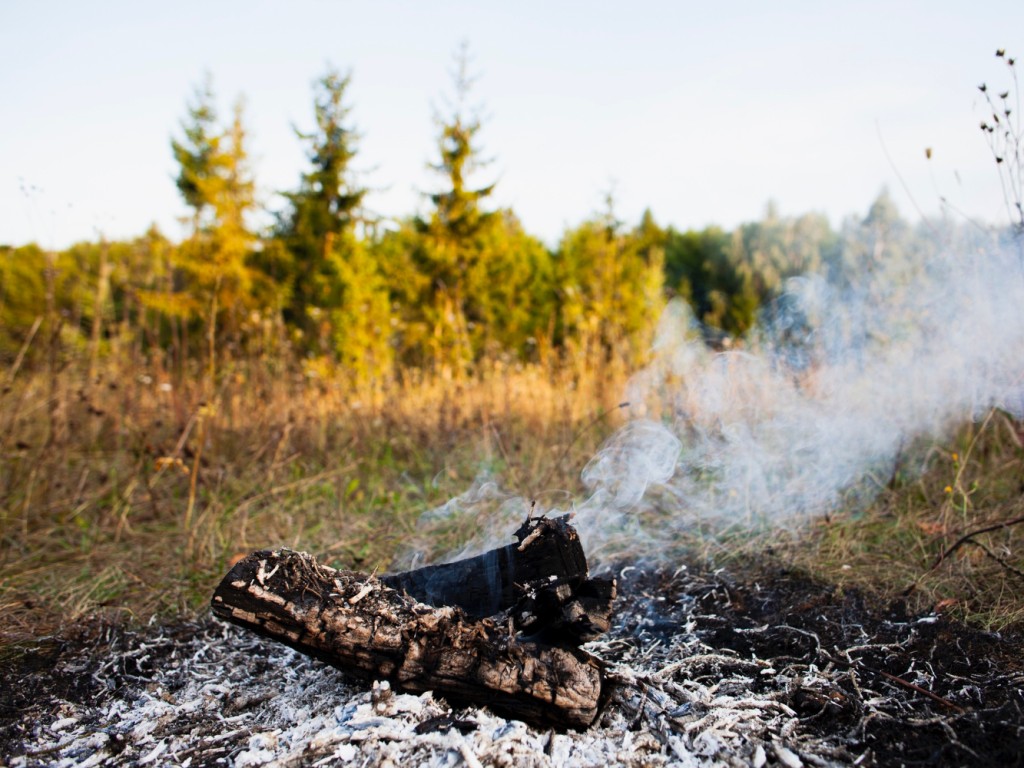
[[926, 514, 1024, 575]]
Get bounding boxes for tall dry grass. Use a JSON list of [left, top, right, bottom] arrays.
[[0, 345, 631, 640], [5, 329, 1024, 640]]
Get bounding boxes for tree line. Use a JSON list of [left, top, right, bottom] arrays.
[[0, 61, 993, 386]]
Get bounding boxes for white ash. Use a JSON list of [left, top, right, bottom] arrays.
[[5, 577, 873, 768]]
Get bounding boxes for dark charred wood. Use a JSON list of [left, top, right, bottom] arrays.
[[381, 514, 615, 644], [211, 548, 603, 729], [515, 575, 617, 644], [379, 515, 588, 617]]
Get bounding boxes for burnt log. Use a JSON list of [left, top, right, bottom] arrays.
[[212, 548, 603, 728], [380, 515, 587, 616], [381, 515, 616, 643]]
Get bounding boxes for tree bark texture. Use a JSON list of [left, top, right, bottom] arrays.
[[212, 547, 604, 729]]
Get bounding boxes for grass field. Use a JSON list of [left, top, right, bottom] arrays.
[[0, 353, 631, 638], [2, 351, 1024, 640]]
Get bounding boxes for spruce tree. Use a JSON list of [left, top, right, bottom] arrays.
[[417, 44, 498, 374], [276, 68, 367, 350], [171, 75, 220, 235], [170, 81, 259, 365]]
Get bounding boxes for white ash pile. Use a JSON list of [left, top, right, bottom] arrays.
[[4, 566, 1022, 766]]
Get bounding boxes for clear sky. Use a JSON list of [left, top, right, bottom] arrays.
[[2, 1, 1021, 249]]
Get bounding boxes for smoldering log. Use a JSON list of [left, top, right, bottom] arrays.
[[380, 515, 587, 616], [381, 515, 616, 643], [211, 548, 603, 729]]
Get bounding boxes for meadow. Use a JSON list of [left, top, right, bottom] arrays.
[[0, 349, 630, 638], [3, 340, 1024, 642], [3, 47, 1023, 641]]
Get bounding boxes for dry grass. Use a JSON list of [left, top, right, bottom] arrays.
[[4, 346, 1024, 641], [0, 352, 630, 640], [780, 410, 1024, 631]]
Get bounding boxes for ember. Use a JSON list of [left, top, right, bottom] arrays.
[[3, 565, 1022, 766]]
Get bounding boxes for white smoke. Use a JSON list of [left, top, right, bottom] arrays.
[[574, 231, 1024, 558], [402, 229, 1024, 567]]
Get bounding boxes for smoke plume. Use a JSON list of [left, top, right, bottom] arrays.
[[404, 229, 1024, 566]]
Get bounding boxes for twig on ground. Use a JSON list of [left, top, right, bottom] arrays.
[[821, 650, 964, 713], [875, 670, 965, 713], [926, 514, 1024, 575]]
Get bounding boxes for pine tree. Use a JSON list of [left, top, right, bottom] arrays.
[[276, 67, 368, 350], [416, 43, 499, 374]]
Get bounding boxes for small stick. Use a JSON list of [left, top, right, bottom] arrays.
[[822, 651, 964, 713], [926, 514, 1024, 574], [876, 670, 965, 713]]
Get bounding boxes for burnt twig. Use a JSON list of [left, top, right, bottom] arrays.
[[875, 670, 965, 713], [822, 650, 964, 713]]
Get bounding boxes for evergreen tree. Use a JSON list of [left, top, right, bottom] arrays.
[[276, 67, 368, 350], [415, 44, 498, 374], [170, 82, 260, 363], [171, 75, 220, 235]]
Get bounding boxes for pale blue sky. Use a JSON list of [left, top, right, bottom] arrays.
[[2, 1, 1021, 248]]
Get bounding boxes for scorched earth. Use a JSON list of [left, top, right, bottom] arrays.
[[2, 565, 1023, 766]]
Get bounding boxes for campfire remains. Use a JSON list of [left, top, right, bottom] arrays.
[[5, 564, 1024, 765], [211, 515, 616, 729]]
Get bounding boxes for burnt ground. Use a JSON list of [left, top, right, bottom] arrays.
[[1, 565, 1023, 767], [612, 566, 1024, 766]]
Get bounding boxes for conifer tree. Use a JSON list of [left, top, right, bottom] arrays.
[[171, 81, 259, 366], [171, 75, 220, 235], [276, 68, 368, 350], [416, 43, 499, 373]]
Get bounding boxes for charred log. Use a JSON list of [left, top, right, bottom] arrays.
[[211, 548, 603, 729], [382, 514, 615, 644], [379, 515, 588, 617], [514, 573, 617, 644]]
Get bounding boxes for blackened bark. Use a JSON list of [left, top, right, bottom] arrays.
[[379, 515, 588, 617], [211, 548, 603, 729], [381, 514, 616, 644]]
